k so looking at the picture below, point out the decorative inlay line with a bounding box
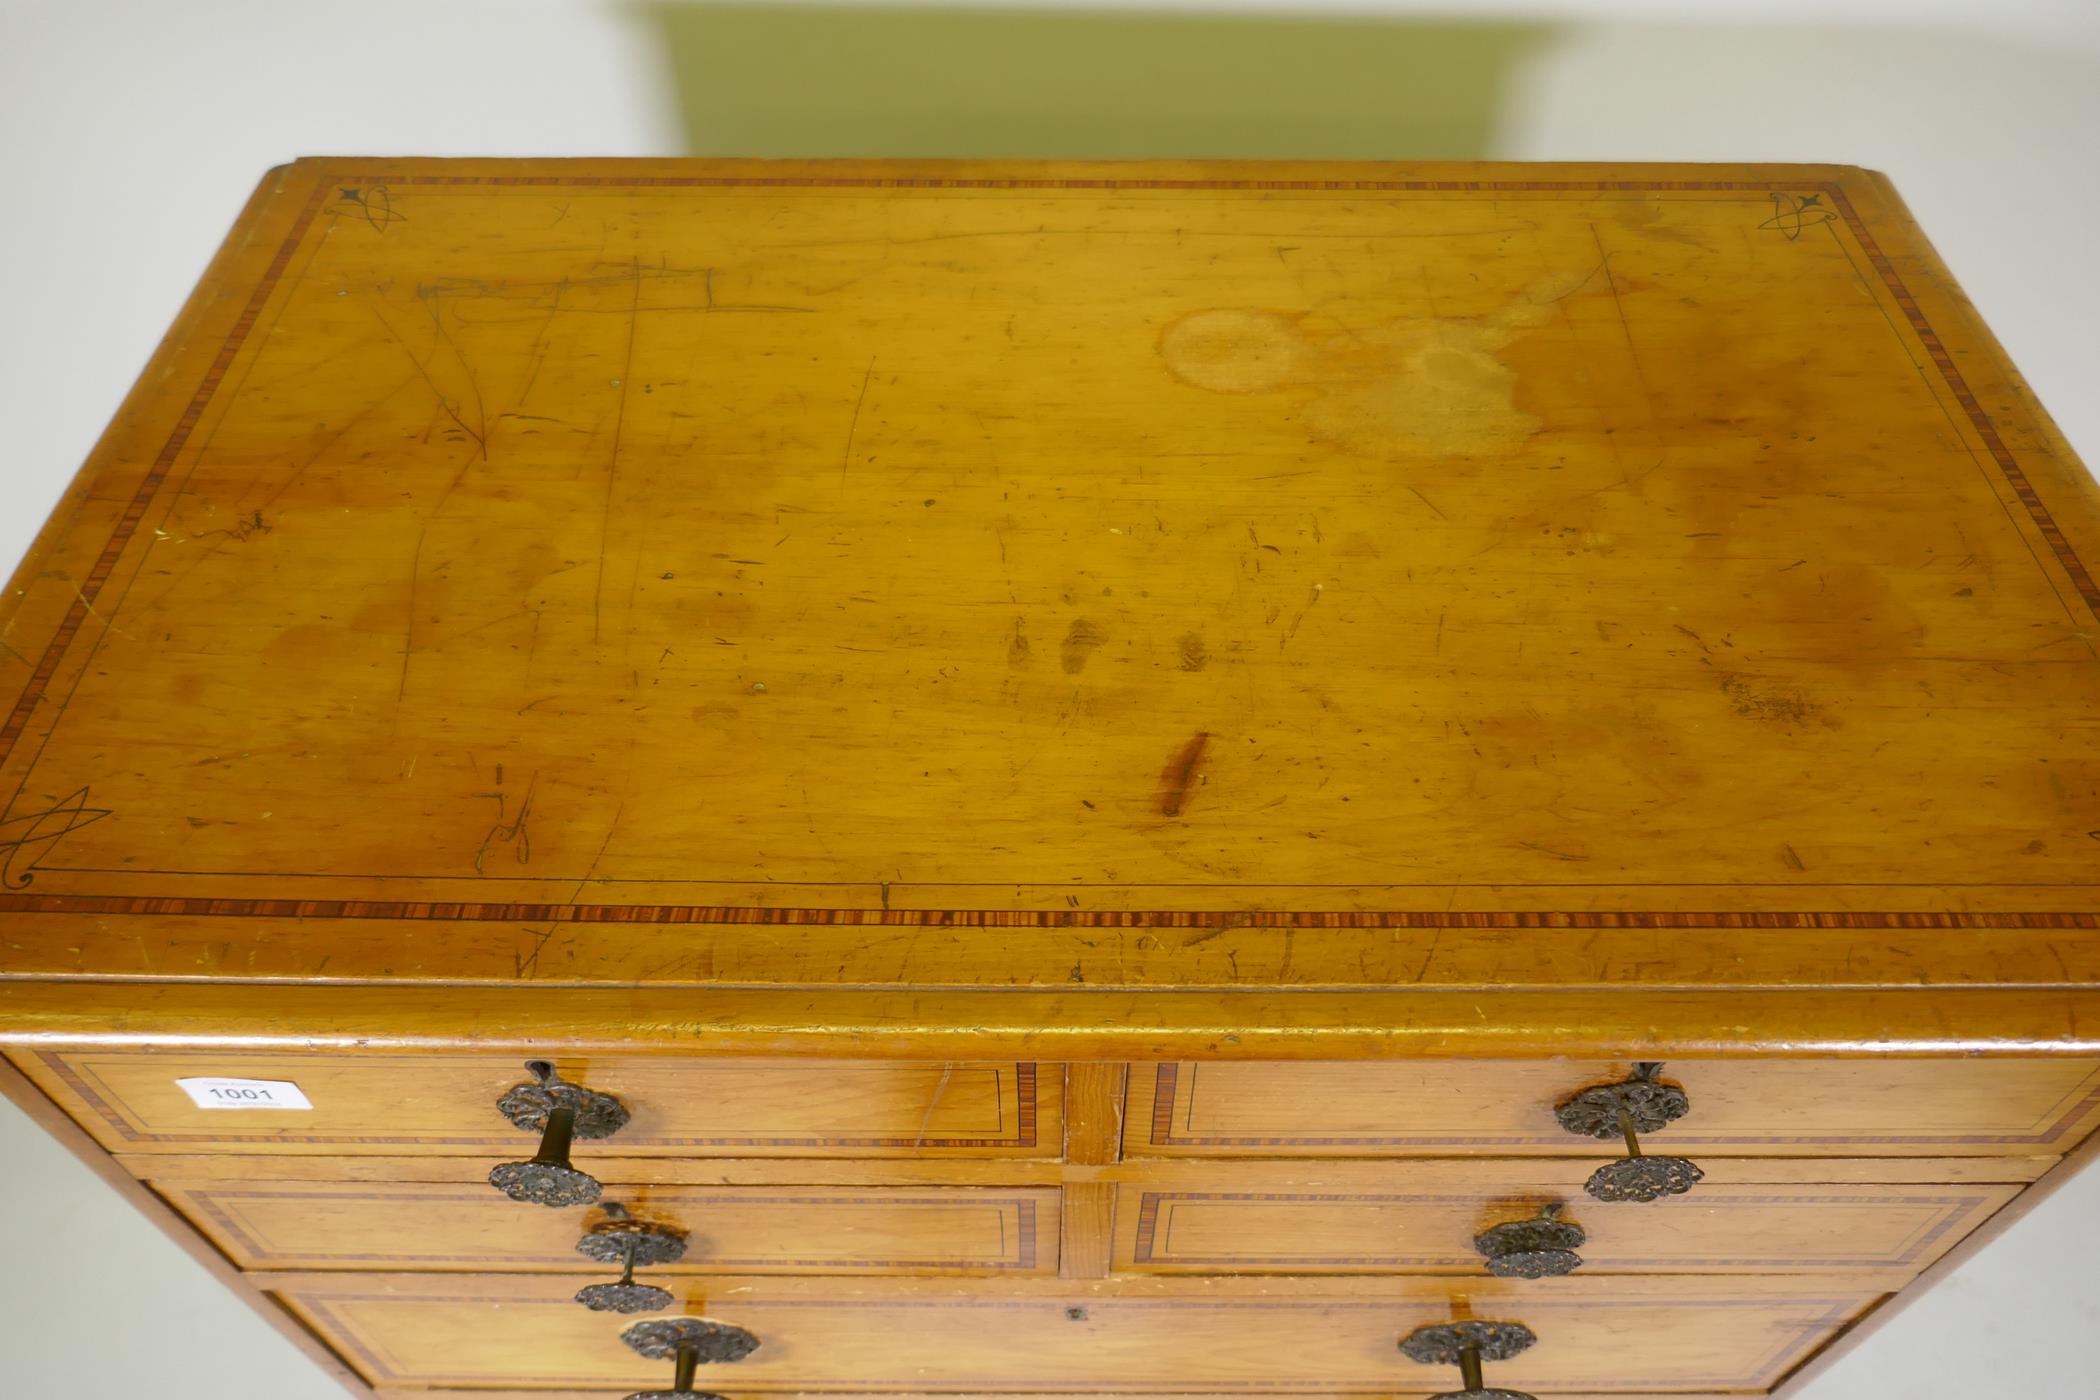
[1143,1063,2100,1148]
[3,171,2090,917]
[0,178,332,766]
[41,1053,1039,1150]
[289,1289,1862,1390]
[1128,1190,1986,1269]
[6,891,2099,928]
[1821,183,2100,617]
[180,1186,1041,1270]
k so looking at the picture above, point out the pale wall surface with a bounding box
[2,2,2097,1397]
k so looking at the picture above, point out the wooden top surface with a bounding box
[3,159,2098,1050]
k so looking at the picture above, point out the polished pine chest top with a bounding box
[2,159,2097,1055]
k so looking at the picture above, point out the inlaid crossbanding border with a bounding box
[6,893,2100,928]
[284,1287,1865,1391]
[3,167,2094,925]
[1126,1189,1987,1270]
[175,1185,1043,1271]
[40,1052,1040,1151]
[1139,1062,2100,1149]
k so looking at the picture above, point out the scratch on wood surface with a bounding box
[474,772,538,874]
[370,301,485,457]
[841,356,877,480]
[1407,486,1447,520]
[421,291,489,459]
[398,453,480,702]
[67,582,135,641]
[513,924,556,980]
[570,801,625,904]
[509,277,568,415]
[1181,910,1258,948]
[0,786,114,889]
[1591,221,1653,399]
[594,258,645,644]
[912,1064,955,1149]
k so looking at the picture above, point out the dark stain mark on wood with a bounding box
[1177,632,1208,672]
[1781,843,1806,870]
[1720,673,1825,728]
[1158,732,1211,818]
[1061,618,1105,674]
[1008,618,1032,668]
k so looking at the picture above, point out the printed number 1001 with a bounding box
[175,1077,314,1110]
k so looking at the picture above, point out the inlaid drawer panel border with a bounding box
[169,1184,1048,1271]
[1136,1062,2100,1151]
[280,1288,1869,1392]
[29,1052,1041,1150]
[1124,1189,2001,1271]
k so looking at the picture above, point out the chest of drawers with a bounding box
[3,157,2098,1400]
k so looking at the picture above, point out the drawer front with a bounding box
[1126,1059,2100,1158]
[363,1393,1735,1400]
[1111,1179,2016,1280]
[157,1181,1057,1274]
[11,1051,1054,1156]
[272,1275,1876,1393]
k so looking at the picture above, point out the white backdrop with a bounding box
[2,2,2097,1396]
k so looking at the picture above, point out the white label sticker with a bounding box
[176,1077,314,1111]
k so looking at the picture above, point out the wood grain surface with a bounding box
[12,1050,1053,1156]
[1110,1180,2015,1282]
[1123,1058,2100,1157]
[157,1180,1057,1274]
[0,159,2095,1057]
[264,1270,1881,1392]
[4,157,2097,1400]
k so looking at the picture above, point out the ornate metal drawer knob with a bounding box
[1555,1061,1704,1203]
[621,1318,760,1400]
[487,1060,630,1207]
[1474,1204,1585,1278]
[576,1203,687,1313]
[1400,1320,1539,1400]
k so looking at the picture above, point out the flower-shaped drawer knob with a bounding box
[1400,1320,1539,1400]
[487,1060,631,1207]
[1555,1061,1704,1203]
[1474,1204,1585,1278]
[575,1203,687,1313]
[620,1318,760,1400]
